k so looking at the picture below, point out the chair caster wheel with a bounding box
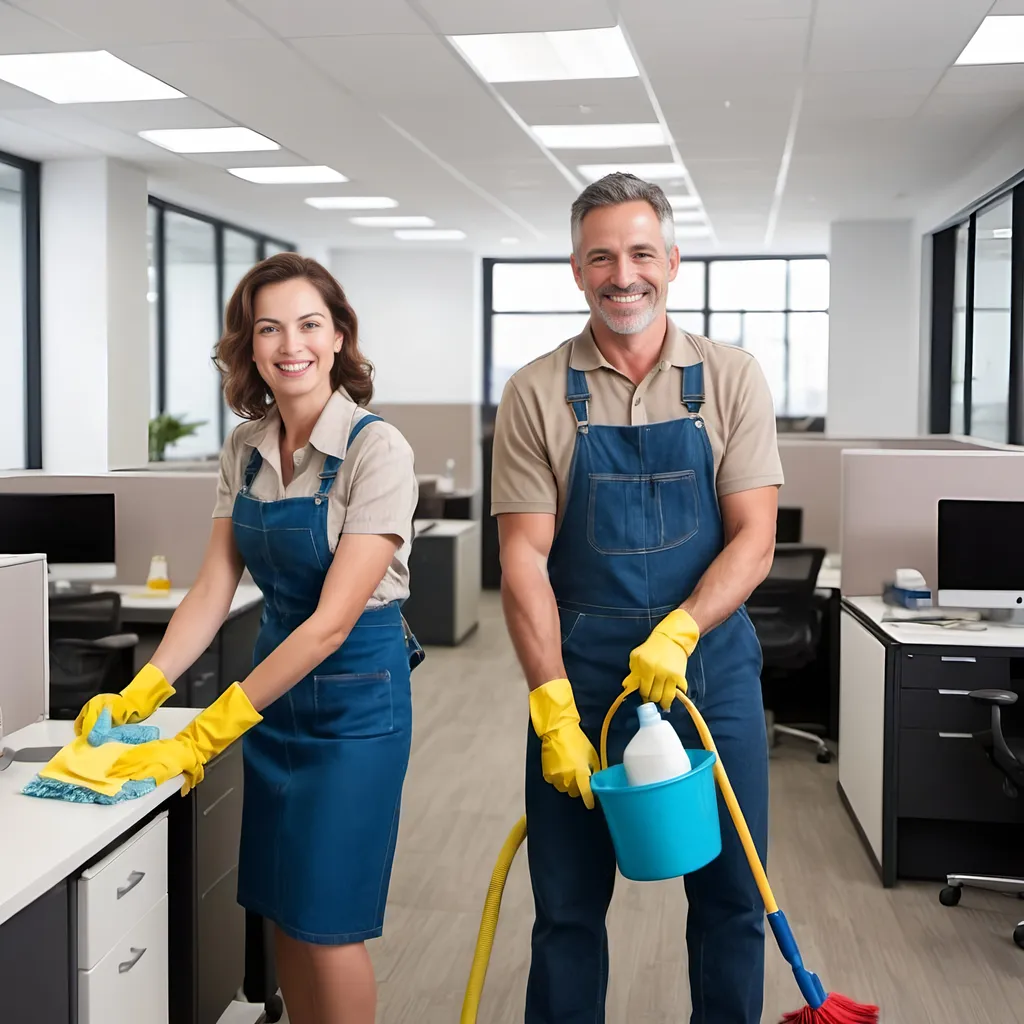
[939,885,962,907]
[1014,923,1024,950]
[264,994,284,1023]
[816,749,832,764]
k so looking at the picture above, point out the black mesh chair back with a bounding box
[746,545,826,667]
[48,591,122,641]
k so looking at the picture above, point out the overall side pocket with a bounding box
[313,671,394,739]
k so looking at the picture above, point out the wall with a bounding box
[330,249,481,489]
[41,158,149,472]
[827,220,920,438]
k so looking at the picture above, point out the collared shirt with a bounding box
[490,321,784,529]
[213,389,418,606]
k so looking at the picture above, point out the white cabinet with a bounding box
[77,812,169,1024]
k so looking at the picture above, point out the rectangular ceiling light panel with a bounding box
[532,122,667,149]
[956,16,1024,64]
[228,165,347,184]
[0,50,184,104]
[305,196,399,209]
[578,162,688,182]
[139,127,279,153]
[449,26,638,83]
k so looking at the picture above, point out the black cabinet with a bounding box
[0,880,71,1024]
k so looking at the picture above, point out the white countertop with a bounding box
[817,566,841,591]
[845,595,1024,648]
[414,518,479,537]
[0,707,200,928]
[94,582,263,615]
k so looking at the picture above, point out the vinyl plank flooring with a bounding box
[281,593,1024,1023]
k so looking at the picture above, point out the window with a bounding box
[147,198,294,458]
[483,256,829,427]
[930,184,1022,444]
[0,150,40,469]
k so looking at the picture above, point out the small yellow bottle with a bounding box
[146,555,171,591]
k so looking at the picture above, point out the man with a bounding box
[491,172,783,1024]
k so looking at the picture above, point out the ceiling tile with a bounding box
[496,77,654,121]
[0,3,86,54]
[0,113,96,158]
[235,0,430,37]
[73,98,233,132]
[414,0,615,35]
[12,0,269,45]
[936,63,1024,94]
[991,0,1024,12]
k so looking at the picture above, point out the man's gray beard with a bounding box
[594,300,658,336]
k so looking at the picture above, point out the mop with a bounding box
[21,708,162,804]
[461,684,879,1024]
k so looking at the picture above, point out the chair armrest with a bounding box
[968,689,1019,707]
[92,633,139,650]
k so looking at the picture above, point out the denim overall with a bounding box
[232,413,415,945]
[524,363,769,1023]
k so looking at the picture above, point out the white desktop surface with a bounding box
[0,707,200,928]
[413,517,479,537]
[846,595,1024,648]
[94,582,263,615]
[817,565,841,591]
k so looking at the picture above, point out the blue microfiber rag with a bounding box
[22,708,161,804]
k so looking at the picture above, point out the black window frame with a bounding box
[1,148,41,469]
[929,179,1024,444]
[148,196,294,448]
[482,254,829,428]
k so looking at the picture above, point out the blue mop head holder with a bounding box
[768,910,827,1010]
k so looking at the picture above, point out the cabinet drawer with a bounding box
[897,729,1024,823]
[899,688,992,732]
[79,894,168,1024]
[900,652,1009,690]
[197,745,243,897]
[79,814,167,970]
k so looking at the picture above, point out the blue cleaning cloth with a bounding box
[21,708,161,804]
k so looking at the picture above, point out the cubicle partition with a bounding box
[0,472,218,588]
[839,449,1024,597]
[778,435,996,557]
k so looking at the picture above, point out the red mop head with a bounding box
[780,992,880,1024]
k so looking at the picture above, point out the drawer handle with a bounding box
[938,732,974,739]
[116,871,146,899]
[118,947,147,974]
[202,785,236,817]
[938,689,971,696]
[940,656,977,663]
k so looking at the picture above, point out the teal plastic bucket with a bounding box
[590,748,721,881]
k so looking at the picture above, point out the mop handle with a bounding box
[598,686,779,916]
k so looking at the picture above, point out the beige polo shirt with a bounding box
[213,389,418,606]
[491,321,784,528]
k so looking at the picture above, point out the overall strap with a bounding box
[316,413,384,496]
[242,448,263,491]
[681,362,705,414]
[566,366,591,434]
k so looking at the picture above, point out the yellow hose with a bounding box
[460,814,527,1024]
[461,685,778,1022]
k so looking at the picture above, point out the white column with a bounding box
[827,220,920,437]
[41,158,149,472]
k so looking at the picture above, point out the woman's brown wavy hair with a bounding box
[215,253,374,419]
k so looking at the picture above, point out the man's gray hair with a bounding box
[570,172,676,254]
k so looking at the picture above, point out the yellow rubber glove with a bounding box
[106,682,263,795]
[623,608,701,711]
[74,663,175,738]
[529,678,600,810]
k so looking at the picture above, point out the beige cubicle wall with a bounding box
[839,449,1024,597]
[778,435,995,554]
[0,472,219,588]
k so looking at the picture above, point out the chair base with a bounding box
[940,875,1024,948]
[765,710,832,763]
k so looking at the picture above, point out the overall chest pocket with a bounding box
[587,471,699,555]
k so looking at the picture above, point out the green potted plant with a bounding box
[148,413,207,462]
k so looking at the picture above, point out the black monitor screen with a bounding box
[937,499,1024,591]
[0,493,115,564]
[776,507,803,544]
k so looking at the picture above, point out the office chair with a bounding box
[939,689,1024,950]
[47,592,139,720]
[746,544,831,763]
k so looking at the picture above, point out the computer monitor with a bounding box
[0,493,116,584]
[937,499,1024,617]
[776,506,803,544]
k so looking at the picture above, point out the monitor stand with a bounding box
[48,579,95,598]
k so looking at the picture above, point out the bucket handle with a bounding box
[599,684,779,917]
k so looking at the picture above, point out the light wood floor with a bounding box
[286,593,1024,1023]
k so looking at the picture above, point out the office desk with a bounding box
[404,519,480,645]
[96,584,264,708]
[839,595,1024,888]
[0,709,250,1024]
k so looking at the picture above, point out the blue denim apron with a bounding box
[232,413,414,945]
[524,362,769,1023]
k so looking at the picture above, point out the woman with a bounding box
[76,253,421,1024]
